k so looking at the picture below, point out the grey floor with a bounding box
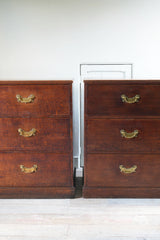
[0,179,160,240]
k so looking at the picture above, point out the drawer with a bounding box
[0,84,71,117]
[85,81,160,117]
[85,154,160,187]
[86,119,160,153]
[0,153,72,187]
[0,118,71,152]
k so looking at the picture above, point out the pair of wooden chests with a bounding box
[0,80,160,198]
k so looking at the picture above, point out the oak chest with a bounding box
[0,81,75,198]
[83,80,160,198]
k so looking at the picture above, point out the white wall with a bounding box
[1,0,160,164]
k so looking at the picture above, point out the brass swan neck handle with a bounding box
[121,94,140,104]
[20,165,38,173]
[119,165,137,174]
[16,94,35,103]
[120,129,139,139]
[18,128,37,137]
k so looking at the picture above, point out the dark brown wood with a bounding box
[85,81,160,117]
[0,81,74,198]
[0,153,72,187]
[85,154,160,187]
[0,187,75,198]
[0,80,72,85]
[83,187,160,198]
[84,80,160,85]
[83,80,160,198]
[0,84,71,117]
[86,119,160,153]
[0,118,70,152]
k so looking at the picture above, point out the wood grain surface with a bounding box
[0,198,159,239]
[85,154,160,187]
[86,119,160,153]
[0,118,71,152]
[0,153,73,187]
[0,81,74,198]
[83,80,160,198]
[0,84,71,117]
[85,81,160,117]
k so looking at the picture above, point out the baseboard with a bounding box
[76,167,83,177]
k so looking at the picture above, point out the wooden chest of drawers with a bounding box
[0,81,75,198]
[83,80,160,198]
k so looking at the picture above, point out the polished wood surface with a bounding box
[0,187,75,198]
[85,154,160,187]
[0,81,74,198]
[86,119,160,153]
[83,187,160,198]
[83,80,160,198]
[0,153,72,187]
[0,118,70,152]
[84,80,160,85]
[0,80,73,85]
[86,80,160,117]
[0,84,71,117]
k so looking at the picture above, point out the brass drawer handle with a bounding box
[119,165,137,174]
[16,94,35,103]
[121,94,140,103]
[120,129,139,139]
[20,164,38,173]
[18,128,37,137]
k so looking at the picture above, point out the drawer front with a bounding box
[0,118,71,152]
[85,154,160,187]
[85,83,160,117]
[0,84,71,117]
[0,153,72,187]
[86,119,160,153]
